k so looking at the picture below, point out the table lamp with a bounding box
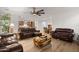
[10,23,14,33]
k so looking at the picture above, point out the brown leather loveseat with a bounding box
[50,28,74,42]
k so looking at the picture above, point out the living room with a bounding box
[0,7,79,52]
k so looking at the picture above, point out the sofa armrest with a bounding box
[50,31,55,35]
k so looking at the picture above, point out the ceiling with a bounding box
[0,7,79,16]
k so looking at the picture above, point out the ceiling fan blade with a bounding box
[31,7,45,16]
[37,11,45,14]
[37,9,44,12]
[41,12,45,14]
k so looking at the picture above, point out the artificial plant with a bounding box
[1,14,10,32]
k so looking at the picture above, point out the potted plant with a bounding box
[1,14,10,33]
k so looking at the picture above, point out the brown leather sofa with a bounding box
[19,28,42,39]
[0,33,23,52]
[50,28,74,42]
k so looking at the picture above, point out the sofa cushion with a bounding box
[55,28,74,33]
[21,28,29,33]
[20,28,36,33]
[0,33,14,47]
[0,43,23,52]
[5,36,17,45]
[29,28,36,32]
[0,35,18,47]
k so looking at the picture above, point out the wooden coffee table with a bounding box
[33,35,51,48]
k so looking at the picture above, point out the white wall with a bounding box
[1,7,79,34]
[8,7,53,32]
[46,7,79,34]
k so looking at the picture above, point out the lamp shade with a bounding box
[10,23,14,27]
[9,23,14,33]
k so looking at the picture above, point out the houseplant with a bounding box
[1,14,10,32]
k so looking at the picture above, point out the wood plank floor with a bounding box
[19,37,79,52]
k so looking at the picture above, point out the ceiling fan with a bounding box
[31,7,45,16]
